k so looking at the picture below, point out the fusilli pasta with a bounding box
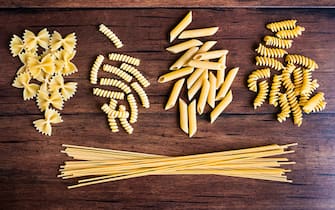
[90,55,104,84]
[93,88,125,100]
[266,20,297,33]
[120,63,150,88]
[127,94,138,124]
[131,82,150,108]
[286,89,303,127]
[255,56,284,71]
[253,80,269,109]
[109,53,140,66]
[99,78,131,94]
[285,54,319,71]
[263,36,293,49]
[99,24,123,49]
[277,93,291,123]
[247,68,271,92]
[269,74,282,107]
[102,64,133,82]
[255,43,288,58]
[275,26,305,39]
[303,92,325,114]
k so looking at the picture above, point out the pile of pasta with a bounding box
[59,143,297,189]
[248,20,326,127]
[159,11,239,137]
[10,28,78,136]
[90,24,150,134]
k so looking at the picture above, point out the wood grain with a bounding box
[0,8,335,210]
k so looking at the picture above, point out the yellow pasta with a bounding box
[188,60,225,71]
[102,64,133,83]
[263,36,293,49]
[120,63,150,88]
[275,26,305,39]
[216,55,227,89]
[255,43,288,58]
[99,78,131,94]
[253,81,269,109]
[93,88,125,100]
[119,106,133,134]
[286,89,303,127]
[50,31,77,52]
[108,53,140,66]
[311,100,327,113]
[158,67,194,83]
[188,70,206,100]
[193,50,229,60]
[33,108,63,136]
[216,67,239,100]
[179,99,189,134]
[269,74,282,107]
[210,90,232,124]
[292,67,303,95]
[281,64,295,91]
[208,72,217,108]
[299,79,319,106]
[108,116,119,133]
[9,35,25,57]
[57,50,78,76]
[266,20,297,32]
[12,72,40,101]
[127,94,138,124]
[247,68,271,92]
[302,92,325,114]
[37,85,64,111]
[165,78,185,110]
[300,69,312,95]
[166,39,203,54]
[285,54,319,71]
[188,100,197,137]
[131,82,150,108]
[169,46,199,70]
[99,24,123,48]
[49,74,78,101]
[170,11,192,43]
[197,79,210,114]
[255,56,284,71]
[28,54,55,80]
[277,93,291,123]
[186,68,206,89]
[90,55,104,85]
[23,28,50,50]
[179,27,219,39]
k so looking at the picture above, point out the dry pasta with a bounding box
[275,26,305,39]
[165,78,185,110]
[186,68,206,88]
[158,67,194,83]
[197,79,210,114]
[285,54,319,71]
[127,94,138,123]
[170,11,192,43]
[178,27,219,39]
[33,108,63,136]
[286,89,303,127]
[255,43,288,58]
[131,82,150,108]
[207,72,216,108]
[193,50,229,60]
[277,93,291,123]
[188,60,225,70]
[108,116,119,133]
[253,81,269,109]
[99,78,131,94]
[302,92,325,114]
[266,20,297,32]
[269,74,282,107]
[93,88,125,100]
[210,90,232,123]
[50,31,77,52]
[166,39,203,54]
[90,55,104,85]
[108,53,140,66]
[102,64,133,83]
[99,24,123,48]
[12,72,40,100]
[169,47,199,70]
[300,69,312,95]
[188,100,197,137]
[179,99,189,134]
[255,56,284,71]
[120,63,150,88]
[263,36,293,49]
[216,67,239,100]
[247,68,270,92]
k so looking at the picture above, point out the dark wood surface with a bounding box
[0,8,335,210]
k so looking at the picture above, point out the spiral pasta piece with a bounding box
[255,43,288,58]
[255,56,284,71]
[299,79,319,106]
[118,105,133,134]
[102,64,133,83]
[269,74,282,107]
[108,53,140,66]
[286,89,303,127]
[281,64,295,91]
[131,82,150,108]
[108,116,119,132]
[275,26,305,39]
[93,88,125,100]
[90,55,104,84]
[263,36,293,49]
[303,92,325,114]
[312,100,327,113]
[120,63,150,88]
[127,94,138,124]
[253,80,269,109]
[99,24,123,49]
[277,93,291,123]
[99,78,131,94]
[285,54,318,71]
[300,69,312,95]
[266,20,297,33]
[292,67,303,95]
[247,68,270,92]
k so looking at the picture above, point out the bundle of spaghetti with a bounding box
[248,19,326,126]
[58,143,297,189]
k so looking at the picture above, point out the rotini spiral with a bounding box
[99,78,131,94]
[90,55,104,84]
[120,63,150,88]
[109,98,118,110]
[299,79,319,107]
[101,103,114,115]
[286,89,303,127]
[303,92,325,114]
[93,88,125,100]
[263,36,293,49]
[255,56,284,71]
[269,74,282,107]
[292,67,303,95]
[131,82,150,108]
[247,68,270,92]
[101,103,129,118]
[119,105,133,134]
[312,100,327,113]
[253,80,269,109]
[108,53,140,66]
[98,24,123,49]
[266,20,297,33]
[108,116,119,133]
[300,69,312,95]
[127,94,138,124]
[275,26,305,39]
[281,64,295,91]
[277,93,291,123]
[285,54,318,71]
[102,64,133,83]
[255,43,288,58]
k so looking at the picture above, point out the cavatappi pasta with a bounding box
[10,29,78,136]
[248,19,326,126]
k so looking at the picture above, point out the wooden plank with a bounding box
[0,8,335,210]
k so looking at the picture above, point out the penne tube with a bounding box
[170,11,192,43]
[188,99,197,137]
[165,78,185,110]
[210,90,233,123]
[166,39,203,54]
[188,60,225,70]
[169,47,199,70]
[208,72,217,108]
[188,70,206,100]
[158,67,194,83]
[179,98,188,134]
[216,54,227,89]
[198,41,217,53]
[193,50,229,60]
[197,79,210,114]
[215,67,239,100]
[178,27,219,39]
[187,68,205,88]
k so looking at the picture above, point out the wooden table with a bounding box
[0,1,334,209]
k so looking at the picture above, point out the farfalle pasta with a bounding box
[10,28,78,136]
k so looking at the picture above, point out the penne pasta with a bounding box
[215,67,239,100]
[166,39,203,54]
[188,99,197,137]
[188,70,206,100]
[188,60,225,70]
[216,54,227,89]
[179,98,188,134]
[169,47,199,70]
[187,68,205,89]
[210,90,233,123]
[197,79,210,114]
[193,50,229,60]
[170,11,192,43]
[178,27,219,39]
[198,41,217,53]
[208,72,217,108]
[158,67,194,83]
[165,78,185,110]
